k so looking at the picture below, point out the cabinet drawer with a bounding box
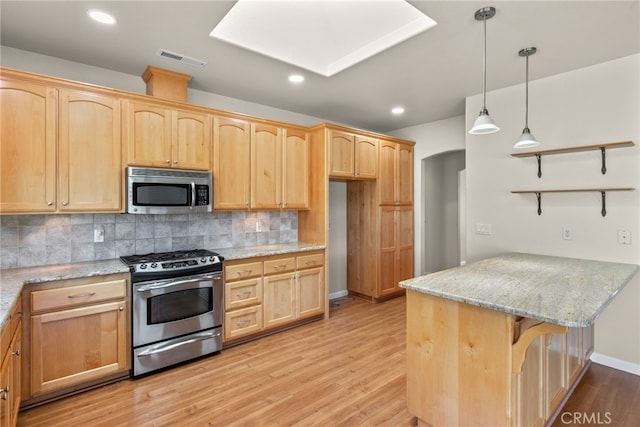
[225,261,263,281]
[297,253,324,269]
[224,306,263,341]
[31,279,127,312]
[264,257,295,275]
[225,278,262,310]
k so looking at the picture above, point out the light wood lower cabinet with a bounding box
[0,296,22,427]
[223,251,325,344]
[23,274,130,405]
[407,291,594,427]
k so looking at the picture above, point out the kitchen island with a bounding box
[399,253,639,427]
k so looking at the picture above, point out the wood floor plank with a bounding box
[17,296,640,426]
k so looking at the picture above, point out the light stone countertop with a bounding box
[400,253,639,327]
[0,242,325,332]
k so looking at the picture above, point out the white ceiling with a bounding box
[1,1,639,133]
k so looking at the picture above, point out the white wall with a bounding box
[465,54,640,372]
[391,116,466,276]
[0,46,323,128]
[328,182,348,297]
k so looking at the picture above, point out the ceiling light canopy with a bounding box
[469,6,499,135]
[210,0,437,77]
[87,9,116,25]
[514,47,540,149]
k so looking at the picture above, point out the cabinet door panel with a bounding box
[59,90,122,211]
[378,141,396,205]
[263,273,296,329]
[251,123,282,209]
[30,301,127,395]
[282,128,309,209]
[213,117,251,209]
[126,102,172,167]
[297,267,324,319]
[329,130,354,178]
[354,135,378,179]
[0,79,57,212]
[397,144,413,204]
[174,110,210,170]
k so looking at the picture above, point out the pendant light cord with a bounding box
[525,52,529,129]
[482,14,487,109]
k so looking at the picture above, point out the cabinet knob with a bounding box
[119,306,124,311]
[1,392,7,401]
[173,160,178,164]
[166,160,171,164]
[62,201,68,207]
[11,349,20,357]
[47,201,53,206]
[245,201,249,207]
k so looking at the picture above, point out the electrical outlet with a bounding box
[617,229,631,245]
[475,223,492,235]
[93,225,105,243]
[562,227,573,240]
[255,220,263,232]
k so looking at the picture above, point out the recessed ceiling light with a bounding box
[391,106,405,115]
[288,74,305,83]
[87,9,116,25]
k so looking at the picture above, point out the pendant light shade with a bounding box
[514,47,540,149]
[469,6,500,135]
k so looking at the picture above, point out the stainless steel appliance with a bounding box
[120,249,224,377]
[126,166,212,214]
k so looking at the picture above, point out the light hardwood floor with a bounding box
[17,296,640,426]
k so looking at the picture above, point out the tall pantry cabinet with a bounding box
[310,124,414,303]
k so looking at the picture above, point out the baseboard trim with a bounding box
[329,290,349,300]
[590,352,640,376]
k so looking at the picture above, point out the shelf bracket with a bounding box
[600,147,607,175]
[536,154,542,178]
[601,191,607,217]
[536,192,542,216]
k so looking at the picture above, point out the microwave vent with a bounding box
[157,49,207,68]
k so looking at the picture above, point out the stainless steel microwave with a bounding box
[126,167,212,214]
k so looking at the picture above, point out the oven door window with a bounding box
[133,183,191,206]
[147,287,213,324]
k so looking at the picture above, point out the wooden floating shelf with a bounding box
[511,188,634,217]
[511,141,635,177]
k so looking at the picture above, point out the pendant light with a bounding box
[469,6,500,135]
[514,47,540,149]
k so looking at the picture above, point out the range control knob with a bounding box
[209,256,216,262]
[150,263,157,268]
[139,264,147,270]
[201,257,207,263]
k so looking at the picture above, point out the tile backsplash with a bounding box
[0,211,297,269]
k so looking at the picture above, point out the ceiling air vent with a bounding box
[157,49,207,68]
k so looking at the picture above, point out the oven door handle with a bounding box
[136,330,221,357]
[136,274,220,292]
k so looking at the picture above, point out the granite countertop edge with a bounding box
[0,242,325,331]
[400,253,640,328]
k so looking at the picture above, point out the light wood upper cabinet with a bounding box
[0,78,57,213]
[282,127,310,209]
[379,140,413,206]
[0,75,122,214]
[251,124,310,210]
[213,116,252,209]
[58,89,122,212]
[251,123,282,209]
[328,129,377,179]
[125,100,210,170]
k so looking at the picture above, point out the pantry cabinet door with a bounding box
[58,89,122,212]
[0,79,57,212]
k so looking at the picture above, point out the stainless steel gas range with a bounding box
[120,249,224,377]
